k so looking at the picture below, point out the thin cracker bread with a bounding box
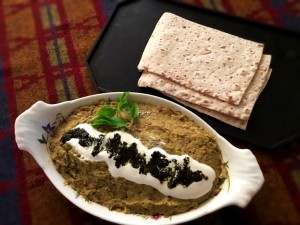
[138,55,272,121]
[138,12,264,105]
[168,96,248,129]
[164,69,272,130]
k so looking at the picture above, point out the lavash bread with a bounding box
[137,12,272,130]
[138,55,272,121]
[167,96,248,129]
[137,12,265,105]
[167,69,272,130]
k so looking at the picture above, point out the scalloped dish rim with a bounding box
[14,92,264,225]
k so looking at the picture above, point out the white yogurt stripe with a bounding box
[66,123,216,199]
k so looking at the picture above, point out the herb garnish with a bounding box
[91,92,139,129]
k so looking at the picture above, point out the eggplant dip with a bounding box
[47,93,227,216]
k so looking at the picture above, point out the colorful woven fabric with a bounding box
[0,0,300,224]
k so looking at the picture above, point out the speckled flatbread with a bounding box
[156,69,272,130]
[138,55,272,121]
[168,96,248,130]
[138,12,264,105]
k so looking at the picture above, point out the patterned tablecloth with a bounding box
[0,0,300,224]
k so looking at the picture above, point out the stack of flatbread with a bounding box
[137,13,272,130]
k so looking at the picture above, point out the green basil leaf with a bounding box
[91,92,139,129]
[117,91,130,110]
[92,116,127,128]
[129,103,139,120]
[97,106,116,117]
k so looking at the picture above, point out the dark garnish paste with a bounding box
[61,127,208,189]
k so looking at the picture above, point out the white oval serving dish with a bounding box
[15,92,264,225]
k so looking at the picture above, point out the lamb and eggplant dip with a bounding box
[47,92,227,216]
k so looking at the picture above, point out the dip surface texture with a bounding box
[47,99,225,216]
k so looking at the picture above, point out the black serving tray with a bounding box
[86,0,300,149]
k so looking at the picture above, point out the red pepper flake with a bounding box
[151,214,161,220]
[151,214,169,220]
